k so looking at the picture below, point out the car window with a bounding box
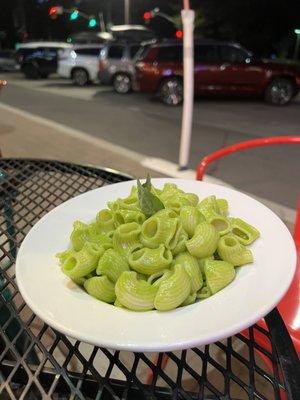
[157,46,183,62]
[134,44,150,61]
[195,45,219,62]
[108,45,124,59]
[129,45,140,58]
[219,45,248,63]
[43,48,58,58]
[75,48,101,56]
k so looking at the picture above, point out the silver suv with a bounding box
[98,42,141,94]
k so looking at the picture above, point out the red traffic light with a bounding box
[143,11,152,21]
[49,6,59,16]
[175,30,183,39]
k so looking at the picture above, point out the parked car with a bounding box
[98,41,141,93]
[134,39,300,106]
[0,50,18,71]
[16,42,72,79]
[58,44,104,86]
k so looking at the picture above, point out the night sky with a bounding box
[0,0,299,58]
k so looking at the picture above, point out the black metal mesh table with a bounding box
[0,159,299,400]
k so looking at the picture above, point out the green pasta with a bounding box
[198,195,220,214]
[141,216,178,249]
[163,196,191,214]
[147,269,173,287]
[201,208,231,236]
[62,242,104,280]
[186,222,219,258]
[115,271,158,311]
[174,252,203,292]
[196,285,211,299]
[217,235,253,266]
[96,209,115,234]
[216,199,229,216]
[155,209,178,220]
[70,221,89,251]
[87,223,113,249]
[204,260,235,294]
[171,228,188,256]
[113,222,142,256]
[128,244,172,275]
[230,217,260,245]
[97,249,130,282]
[57,178,260,312]
[114,209,146,227]
[181,291,197,306]
[154,265,191,311]
[180,206,205,238]
[84,276,116,303]
[56,249,73,265]
[183,192,199,207]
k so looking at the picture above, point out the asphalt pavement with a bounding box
[0,72,299,209]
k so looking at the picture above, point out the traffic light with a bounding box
[175,30,183,39]
[49,6,63,19]
[49,6,59,18]
[143,11,152,21]
[88,18,97,28]
[70,10,79,21]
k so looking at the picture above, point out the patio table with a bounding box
[0,158,299,400]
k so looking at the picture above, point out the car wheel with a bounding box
[159,77,183,106]
[264,78,295,106]
[23,64,41,79]
[113,73,132,94]
[72,68,89,86]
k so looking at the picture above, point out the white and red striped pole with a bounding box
[178,0,195,170]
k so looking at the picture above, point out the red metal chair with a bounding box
[196,135,300,360]
[0,80,6,157]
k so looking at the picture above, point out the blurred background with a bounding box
[0,0,299,227]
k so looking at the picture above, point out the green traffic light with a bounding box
[294,29,300,35]
[89,18,97,28]
[70,10,79,21]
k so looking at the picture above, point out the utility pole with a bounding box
[293,29,300,60]
[124,0,130,24]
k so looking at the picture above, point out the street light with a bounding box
[294,29,300,60]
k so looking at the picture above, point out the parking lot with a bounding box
[0,72,299,211]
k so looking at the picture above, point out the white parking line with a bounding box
[0,101,296,225]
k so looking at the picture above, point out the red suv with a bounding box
[134,39,300,106]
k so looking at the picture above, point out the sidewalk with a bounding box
[0,103,160,178]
